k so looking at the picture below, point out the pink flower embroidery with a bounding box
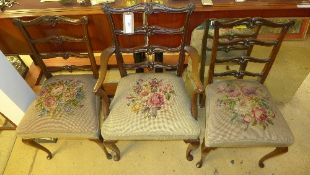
[148,93,165,108]
[241,86,257,96]
[127,78,175,118]
[252,107,268,122]
[243,115,252,123]
[216,82,275,130]
[36,80,85,118]
[44,96,56,109]
[226,88,241,97]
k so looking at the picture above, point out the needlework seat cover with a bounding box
[17,74,99,139]
[101,73,200,140]
[205,80,294,147]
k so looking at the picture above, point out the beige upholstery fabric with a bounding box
[101,73,200,140]
[17,75,99,139]
[205,80,294,147]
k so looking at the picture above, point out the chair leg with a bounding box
[104,141,120,161]
[199,93,206,108]
[258,147,288,168]
[184,139,200,161]
[22,138,53,160]
[196,139,215,168]
[90,135,112,160]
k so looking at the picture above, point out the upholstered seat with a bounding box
[101,73,200,140]
[205,80,294,147]
[17,75,99,139]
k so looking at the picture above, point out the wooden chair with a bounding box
[196,18,295,168]
[95,3,203,161]
[13,16,110,159]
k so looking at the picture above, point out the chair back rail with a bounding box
[207,17,294,84]
[103,3,195,77]
[200,18,262,84]
[13,15,98,79]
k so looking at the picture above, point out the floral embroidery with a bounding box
[127,78,175,118]
[35,79,85,119]
[216,82,275,130]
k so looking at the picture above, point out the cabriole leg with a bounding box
[104,141,120,161]
[258,147,288,168]
[90,135,112,160]
[185,139,200,161]
[22,138,53,159]
[196,139,215,168]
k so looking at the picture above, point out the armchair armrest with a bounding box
[184,46,204,94]
[185,46,204,119]
[93,47,115,118]
[93,47,115,94]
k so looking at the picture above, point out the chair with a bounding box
[13,16,110,159]
[198,19,259,105]
[196,18,295,168]
[94,3,203,161]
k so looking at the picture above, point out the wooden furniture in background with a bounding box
[0,0,310,56]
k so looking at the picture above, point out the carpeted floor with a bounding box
[1,32,310,175]
[0,131,16,175]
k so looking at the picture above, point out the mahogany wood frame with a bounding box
[94,2,203,161]
[13,15,110,160]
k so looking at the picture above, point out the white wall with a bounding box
[0,51,36,125]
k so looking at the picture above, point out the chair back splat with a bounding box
[207,18,294,85]
[13,16,98,79]
[103,3,194,77]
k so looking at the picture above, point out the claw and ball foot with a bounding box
[258,147,288,168]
